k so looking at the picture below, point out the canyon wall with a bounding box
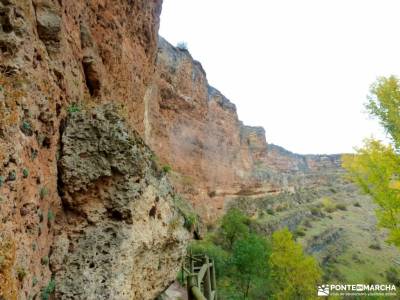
[146,37,342,222]
[0,0,345,299]
[0,1,190,299]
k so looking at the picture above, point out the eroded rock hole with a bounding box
[82,57,100,97]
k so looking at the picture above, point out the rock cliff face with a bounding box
[0,1,191,299]
[145,37,343,222]
[0,0,358,299]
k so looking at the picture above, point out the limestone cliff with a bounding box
[0,1,190,299]
[0,0,368,299]
[145,37,343,223]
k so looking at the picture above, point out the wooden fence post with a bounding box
[203,256,212,299]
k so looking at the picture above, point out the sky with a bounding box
[159,0,400,154]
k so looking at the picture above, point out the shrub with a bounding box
[385,267,400,286]
[294,228,306,237]
[321,197,336,213]
[310,206,322,216]
[41,279,56,300]
[67,103,80,114]
[39,187,48,199]
[0,176,3,187]
[8,170,16,181]
[162,165,172,173]
[183,213,197,231]
[32,277,38,286]
[47,210,55,222]
[354,202,361,207]
[41,256,49,265]
[335,203,347,211]
[22,168,29,178]
[266,208,275,215]
[369,243,381,250]
[17,267,26,281]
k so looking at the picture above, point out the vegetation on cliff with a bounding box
[190,209,321,299]
[343,76,400,248]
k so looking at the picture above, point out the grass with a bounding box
[39,187,48,199]
[67,103,81,114]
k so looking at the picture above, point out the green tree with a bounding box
[270,229,322,300]
[229,234,271,299]
[343,75,400,248]
[218,208,250,250]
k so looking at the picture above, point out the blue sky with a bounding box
[159,0,398,154]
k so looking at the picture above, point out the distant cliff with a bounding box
[145,37,343,222]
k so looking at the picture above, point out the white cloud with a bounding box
[159,0,396,154]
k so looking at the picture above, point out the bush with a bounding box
[321,197,336,213]
[47,210,55,222]
[17,267,26,281]
[369,243,381,250]
[39,187,48,199]
[22,168,29,178]
[294,228,306,237]
[41,279,56,300]
[310,206,322,216]
[354,201,361,207]
[183,213,197,231]
[41,256,49,265]
[335,203,347,211]
[67,103,80,114]
[162,165,172,173]
[385,267,400,286]
[266,208,275,215]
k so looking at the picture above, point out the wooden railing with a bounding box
[181,252,217,300]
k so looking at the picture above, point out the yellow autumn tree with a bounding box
[270,229,322,300]
[342,75,400,248]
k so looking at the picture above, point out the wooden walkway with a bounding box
[181,252,217,300]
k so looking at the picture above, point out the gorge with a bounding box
[0,0,398,299]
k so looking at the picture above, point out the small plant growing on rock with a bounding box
[184,213,197,231]
[0,176,3,187]
[17,267,26,281]
[354,201,361,207]
[22,168,29,178]
[67,103,81,114]
[41,256,49,265]
[47,210,54,224]
[162,164,172,173]
[32,277,38,286]
[8,170,16,181]
[39,187,48,199]
[21,120,33,136]
[41,279,55,300]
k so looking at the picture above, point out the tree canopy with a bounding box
[343,75,400,248]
